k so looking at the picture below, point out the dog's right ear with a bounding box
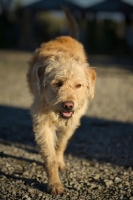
[35,56,51,94]
[37,66,45,80]
[36,66,46,94]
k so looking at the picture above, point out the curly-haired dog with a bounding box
[27,10,96,195]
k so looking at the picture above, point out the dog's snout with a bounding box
[63,101,74,111]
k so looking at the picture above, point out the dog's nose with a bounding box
[63,101,74,111]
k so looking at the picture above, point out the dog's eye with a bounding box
[55,81,63,87]
[76,84,82,88]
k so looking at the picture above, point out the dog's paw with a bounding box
[48,182,64,194]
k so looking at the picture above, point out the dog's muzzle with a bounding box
[60,101,74,119]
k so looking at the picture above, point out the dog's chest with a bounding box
[53,121,70,138]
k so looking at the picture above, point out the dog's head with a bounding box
[36,54,96,119]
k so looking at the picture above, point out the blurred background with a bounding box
[0,0,133,55]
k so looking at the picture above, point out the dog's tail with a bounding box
[62,6,79,40]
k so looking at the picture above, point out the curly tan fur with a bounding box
[27,33,96,194]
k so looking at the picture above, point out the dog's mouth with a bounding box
[60,111,73,119]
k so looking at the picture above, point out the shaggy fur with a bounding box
[27,18,96,194]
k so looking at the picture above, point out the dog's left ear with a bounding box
[85,67,96,99]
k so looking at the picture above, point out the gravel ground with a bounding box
[0,50,133,200]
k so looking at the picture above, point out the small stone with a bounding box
[118,184,123,188]
[104,180,113,187]
[5,162,10,167]
[26,198,31,200]
[98,185,102,190]
[23,171,29,176]
[94,174,100,180]
[32,162,36,166]
[125,181,130,186]
[114,177,121,183]
[89,183,97,189]
[120,195,123,200]
[120,190,125,194]
[12,190,16,195]
[28,188,34,194]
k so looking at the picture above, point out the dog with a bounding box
[27,8,96,194]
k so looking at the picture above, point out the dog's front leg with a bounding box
[56,127,75,171]
[34,124,64,194]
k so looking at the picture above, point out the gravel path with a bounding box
[0,51,133,200]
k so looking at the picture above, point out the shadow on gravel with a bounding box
[0,152,42,166]
[0,105,133,167]
[0,171,47,193]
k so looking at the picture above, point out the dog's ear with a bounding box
[37,66,45,81]
[85,67,96,99]
[36,56,52,94]
[37,66,46,94]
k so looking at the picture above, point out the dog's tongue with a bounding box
[62,111,72,118]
